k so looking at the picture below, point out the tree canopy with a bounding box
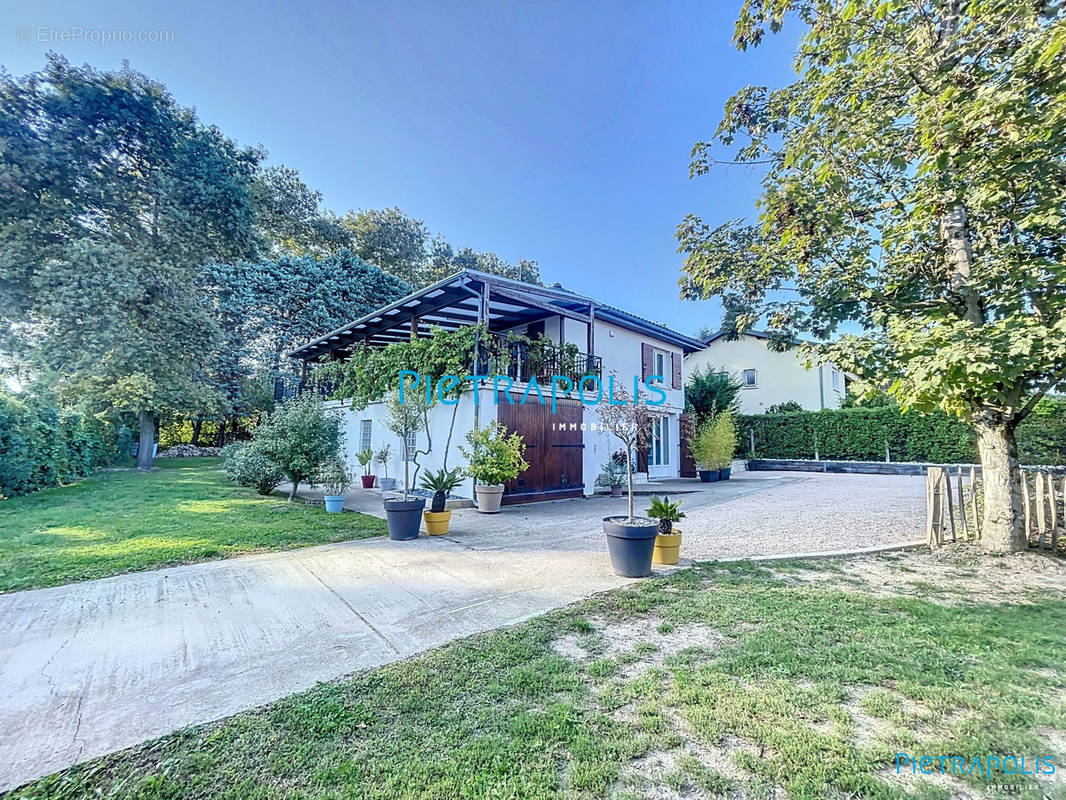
[677,0,1066,552]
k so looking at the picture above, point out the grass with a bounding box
[0,458,386,592]
[9,549,1066,799]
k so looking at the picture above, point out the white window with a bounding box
[648,416,670,467]
[359,419,372,451]
[653,351,667,384]
[832,369,841,391]
[404,430,417,460]
[742,369,758,388]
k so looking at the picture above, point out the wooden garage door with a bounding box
[496,392,584,505]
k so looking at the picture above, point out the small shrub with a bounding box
[691,411,737,469]
[222,442,285,496]
[459,421,529,486]
[253,394,344,500]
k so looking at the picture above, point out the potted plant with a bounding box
[356,448,376,488]
[647,495,685,565]
[420,467,463,535]
[459,421,528,513]
[711,410,738,480]
[596,382,662,577]
[596,458,627,497]
[315,457,352,513]
[382,391,426,540]
[690,419,720,482]
[376,444,396,492]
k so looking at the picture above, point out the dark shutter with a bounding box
[671,352,682,390]
[641,343,653,381]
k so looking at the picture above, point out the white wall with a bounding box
[684,335,845,414]
[327,385,494,498]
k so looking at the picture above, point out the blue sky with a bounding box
[2,0,801,338]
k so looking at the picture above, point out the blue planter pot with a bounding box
[324,495,345,513]
[698,469,720,482]
[719,467,732,480]
[603,517,659,577]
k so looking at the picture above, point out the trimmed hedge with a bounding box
[0,390,118,498]
[738,399,1066,466]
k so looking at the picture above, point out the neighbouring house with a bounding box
[685,330,848,415]
[286,269,704,504]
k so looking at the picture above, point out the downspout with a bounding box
[818,365,825,410]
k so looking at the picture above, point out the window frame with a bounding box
[742,368,758,388]
[359,419,372,452]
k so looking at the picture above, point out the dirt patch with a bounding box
[552,615,727,678]
[769,545,1066,605]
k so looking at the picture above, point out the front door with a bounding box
[647,414,672,479]
[496,392,584,504]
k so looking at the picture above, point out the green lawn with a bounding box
[0,458,386,592]
[10,548,1065,799]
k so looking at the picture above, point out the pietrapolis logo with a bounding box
[397,370,667,413]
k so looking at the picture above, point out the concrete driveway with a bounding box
[0,470,925,791]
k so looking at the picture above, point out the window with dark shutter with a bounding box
[671,353,682,390]
[641,343,654,381]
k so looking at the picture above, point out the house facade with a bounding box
[684,331,847,415]
[287,270,703,504]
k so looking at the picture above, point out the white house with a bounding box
[684,330,847,415]
[287,269,704,504]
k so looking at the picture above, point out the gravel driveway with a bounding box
[676,470,927,560]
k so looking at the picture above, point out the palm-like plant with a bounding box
[355,448,374,476]
[419,467,463,513]
[646,495,685,535]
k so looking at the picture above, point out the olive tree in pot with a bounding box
[596,383,662,577]
[382,391,426,539]
[420,467,463,534]
[375,444,396,491]
[356,448,376,488]
[315,457,352,513]
[459,421,528,513]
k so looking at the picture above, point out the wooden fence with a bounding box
[926,466,1065,552]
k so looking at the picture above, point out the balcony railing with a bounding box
[479,332,601,386]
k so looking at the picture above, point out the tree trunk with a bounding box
[974,411,1026,553]
[287,478,298,502]
[216,420,226,447]
[191,418,202,446]
[136,411,155,471]
[626,446,634,520]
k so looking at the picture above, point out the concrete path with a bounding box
[0,470,925,791]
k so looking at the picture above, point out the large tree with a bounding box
[252,165,352,257]
[0,56,260,468]
[677,0,1065,553]
[344,207,431,285]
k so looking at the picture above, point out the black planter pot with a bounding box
[697,469,720,483]
[719,467,732,480]
[603,516,659,577]
[385,498,425,540]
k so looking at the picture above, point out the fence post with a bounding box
[927,467,944,549]
[1020,472,1032,545]
[749,428,756,459]
[1035,472,1047,550]
[970,466,981,541]
[943,469,957,543]
[956,466,967,538]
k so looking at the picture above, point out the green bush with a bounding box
[459,421,529,486]
[252,394,343,500]
[221,442,285,496]
[0,389,117,498]
[739,400,1066,466]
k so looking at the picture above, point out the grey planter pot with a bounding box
[475,484,505,513]
[378,477,397,492]
[385,498,425,540]
[603,516,659,577]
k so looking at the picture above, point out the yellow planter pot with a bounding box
[423,509,452,535]
[653,530,682,565]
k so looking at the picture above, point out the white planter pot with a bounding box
[475,484,505,514]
